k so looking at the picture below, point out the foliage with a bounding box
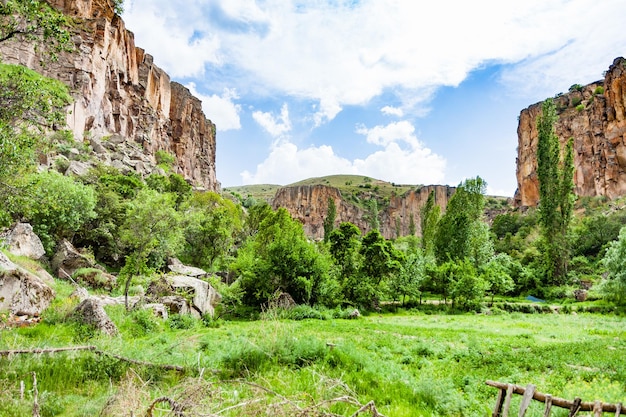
[570,212,626,259]
[232,207,333,307]
[0,0,73,54]
[434,176,489,267]
[482,254,515,302]
[322,197,336,242]
[420,190,440,257]
[536,99,575,284]
[0,63,71,184]
[328,222,362,305]
[389,249,431,305]
[594,86,605,95]
[13,171,96,254]
[601,226,626,304]
[180,191,243,271]
[154,149,176,171]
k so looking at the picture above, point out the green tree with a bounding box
[15,171,96,254]
[482,254,515,302]
[408,213,416,236]
[0,0,72,54]
[364,198,380,231]
[434,176,488,266]
[601,226,626,304]
[323,197,337,243]
[328,222,362,304]
[536,99,575,284]
[449,259,487,310]
[180,191,243,270]
[420,190,440,257]
[119,189,183,309]
[390,249,429,305]
[232,208,332,307]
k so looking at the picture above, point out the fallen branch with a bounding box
[0,346,185,373]
[145,396,185,417]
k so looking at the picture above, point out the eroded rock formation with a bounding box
[516,57,626,206]
[0,0,218,190]
[271,184,454,240]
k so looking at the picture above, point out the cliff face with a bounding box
[271,184,454,240]
[515,57,626,206]
[0,0,218,190]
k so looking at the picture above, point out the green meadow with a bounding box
[1,284,624,417]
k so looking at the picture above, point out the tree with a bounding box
[119,189,183,309]
[390,249,429,305]
[14,171,96,254]
[434,176,488,266]
[328,222,362,305]
[536,99,575,284]
[0,0,72,53]
[323,197,337,242]
[601,226,626,304]
[420,190,440,257]
[482,254,515,302]
[232,208,332,307]
[180,191,243,270]
[364,198,380,231]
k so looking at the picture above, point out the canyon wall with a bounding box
[515,57,626,206]
[0,0,218,190]
[272,184,455,240]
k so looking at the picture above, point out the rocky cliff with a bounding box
[0,0,218,190]
[271,184,454,240]
[515,57,626,206]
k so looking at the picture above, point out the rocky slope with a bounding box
[0,0,218,190]
[515,57,626,206]
[271,184,455,240]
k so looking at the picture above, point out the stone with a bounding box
[51,240,97,279]
[167,263,207,277]
[143,303,168,320]
[0,268,55,316]
[0,252,18,271]
[160,295,192,316]
[168,275,221,317]
[573,289,588,302]
[2,223,46,260]
[72,268,117,291]
[516,57,626,206]
[72,298,118,336]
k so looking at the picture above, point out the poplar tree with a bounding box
[536,99,575,284]
[323,197,337,242]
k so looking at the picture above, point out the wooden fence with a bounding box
[487,380,624,417]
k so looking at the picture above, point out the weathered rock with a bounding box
[168,275,221,317]
[274,292,296,309]
[0,268,55,316]
[271,184,454,240]
[1,223,46,260]
[167,263,207,277]
[72,298,118,336]
[0,0,219,191]
[516,57,626,206]
[51,240,98,279]
[0,252,17,271]
[65,160,92,176]
[573,289,588,302]
[160,295,192,316]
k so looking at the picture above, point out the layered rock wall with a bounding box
[0,0,218,190]
[515,57,626,206]
[272,184,454,240]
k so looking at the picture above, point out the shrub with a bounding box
[594,86,605,95]
[571,96,582,107]
[576,103,585,112]
[167,313,197,330]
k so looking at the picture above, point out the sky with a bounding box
[122,0,626,196]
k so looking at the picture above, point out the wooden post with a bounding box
[502,384,514,417]
[493,388,506,417]
[519,384,536,417]
[615,403,622,417]
[568,398,581,417]
[594,401,603,417]
[20,380,24,400]
[32,372,40,417]
[543,394,553,417]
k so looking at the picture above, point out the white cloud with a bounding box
[241,121,446,185]
[252,103,291,137]
[125,0,626,122]
[381,106,403,117]
[186,84,241,131]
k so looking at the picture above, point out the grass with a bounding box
[1,281,625,416]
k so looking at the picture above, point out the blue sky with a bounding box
[123,0,626,196]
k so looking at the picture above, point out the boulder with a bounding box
[72,268,117,291]
[160,295,193,316]
[51,240,98,279]
[167,258,207,277]
[573,289,588,302]
[0,267,55,316]
[72,298,118,336]
[168,275,221,317]
[2,223,46,260]
[143,303,168,320]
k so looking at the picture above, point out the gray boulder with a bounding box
[0,253,55,316]
[2,223,46,260]
[169,275,221,318]
[72,299,118,336]
[51,240,98,279]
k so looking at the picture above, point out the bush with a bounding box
[576,103,585,112]
[594,86,605,95]
[167,313,197,330]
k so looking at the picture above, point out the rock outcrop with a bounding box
[271,184,454,240]
[516,57,626,206]
[0,223,46,261]
[0,0,218,190]
[0,253,55,316]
